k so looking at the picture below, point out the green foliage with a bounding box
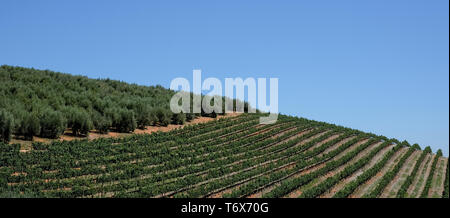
[16,112,41,140]
[172,112,186,125]
[419,151,442,198]
[92,112,111,134]
[0,114,446,198]
[64,107,93,136]
[300,141,391,198]
[390,138,400,144]
[110,109,137,133]
[0,65,236,140]
[364,146,415,198]
[0,109,14,143]
[263,137,378,198]
[135,103,154,129]
[396,148,429,198]
[154,108,172,127]
[39,109,66,139]
[0,65,446,199]
[0,65,174,139]
[0,189,41,198]
[185,112,196,122]
[334,143,402,198]
[443,160,449,198]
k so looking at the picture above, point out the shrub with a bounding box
[40,109,66,139]
[172,112,186,125]
[65,107,93,136]
[412,143,421,150]
[114,109,137,133]
[0,109,14,143]
[185,113,195,122]
[92,114,111,134]
[135,104,153,129]
[17,112,41,140]
[154,108,171,126]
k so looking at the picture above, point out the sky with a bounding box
[1,0,448,155]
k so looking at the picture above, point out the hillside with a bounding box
[1,114,448,198]
[0,65,241,145]
[0,66,448,198]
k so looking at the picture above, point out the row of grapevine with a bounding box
[6,115,296,195]
[333,143,403,198]
[100,123,312,197]
[222,135,369,198]
[419,150,443,198]
[4,114,260,174]
[1,114,266,193]
[396,146,431,198]
[9,115,323,197]
[162,128,345,198]
[218,135,367,198]
[443,160,449,198]
[1,112,447,198]
[262,138,379,197]
[363,145,416,198]
[299,141,391,198]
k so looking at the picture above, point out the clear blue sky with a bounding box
[1,0,448,155]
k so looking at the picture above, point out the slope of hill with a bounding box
[0,65,234,144]
[0,113,447,198]
[0,66,448,198]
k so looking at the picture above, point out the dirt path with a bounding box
[284,140,381,198]
[320,143,395,198]
[247,138,370,198]
[408,154,435,198]
[429,157,448,198]
[350,147,408,198]
[380,150,421,198]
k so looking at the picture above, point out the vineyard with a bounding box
[0,113,447,198]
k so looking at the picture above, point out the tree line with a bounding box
[0,65,249,143]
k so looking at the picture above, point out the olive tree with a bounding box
[40,109,66,139]
[172,112,186,125]
[64,107,93,136]
[154,108,171,126]
[17,112,41,140]
[0,109,14,143]
[92,113,111,134]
